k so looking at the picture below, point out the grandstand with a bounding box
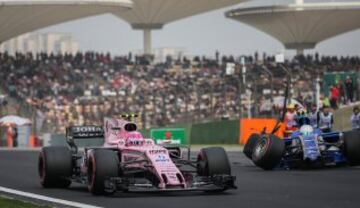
[0,51,358,134]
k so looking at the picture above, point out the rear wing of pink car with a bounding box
[66,126,104,152]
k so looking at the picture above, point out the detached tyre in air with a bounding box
[38,146,73,188]
[197,147,231,176]
[343,130,360,166]
[87,149,119,195]
[252,134,285,170]
[243,133,261,159]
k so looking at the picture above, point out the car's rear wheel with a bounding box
[343,130,360,166]
[252,134,285,170]
[38,146,72,188]
[243,133,261,159]
[88,149,119,195]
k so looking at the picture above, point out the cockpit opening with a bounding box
[124,123,137,132]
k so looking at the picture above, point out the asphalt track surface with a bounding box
[0,150,359,208]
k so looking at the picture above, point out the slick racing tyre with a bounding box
[343,130,360,165]
[197,147,231,176]
[243,133,261,159]
[88,149,119,195]
[38,146,73,188]
[166,146,182,159]
[252,134,285,170]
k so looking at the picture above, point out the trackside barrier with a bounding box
[150,128,186,144]
[28,134,39,147]
[144,120,239,145]
[165,123,192,144]
[239,119,285,145]
[190,120,239,144]
[6,128,13,148]
[44,119,257,146]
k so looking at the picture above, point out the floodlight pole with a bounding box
[316,77,321,111]
[260,65,274,117]
[238,63,243,128]
[238,56,246,119]
[279,64,292,102]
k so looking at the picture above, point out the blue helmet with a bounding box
[296,109,311,127]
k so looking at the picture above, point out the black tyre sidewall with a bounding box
[39,146,72,188]
[197,147,231,176]
[88,149,119,195]
[343,130,360,165]
[244,133,261,159]
[252,134,285,170]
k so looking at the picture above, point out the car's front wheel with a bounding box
[197,147,231,176]
[343,130,360,165]
[243,133,261,159]
[252,134,285,170]
[87,149,119,195]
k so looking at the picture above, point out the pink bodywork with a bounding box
[102,118,186,189]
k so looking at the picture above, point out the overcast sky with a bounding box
[39,0,360,57]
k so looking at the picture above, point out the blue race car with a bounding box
[244,120,360,170]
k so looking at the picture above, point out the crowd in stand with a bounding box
[0,51,359,133]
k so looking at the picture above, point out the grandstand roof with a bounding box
[114,0,247,29]
[0,0,132,43]
[226,1,360,53]
[113,0,247,54]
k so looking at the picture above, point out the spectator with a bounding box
[309,105,319,128]
[13,126,18,147]
[337,80,346,105]
[304,94,314,111]
[317,105,334,133]
[345,76,354,103]
[330,85,339,109]
[0,51,359,133]
[351,106,360,130]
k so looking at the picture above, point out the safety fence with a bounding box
[0,103,357,147]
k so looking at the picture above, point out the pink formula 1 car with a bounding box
[38,116,236,195]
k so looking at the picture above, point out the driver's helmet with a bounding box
[296,108,311,126]
[299,125,314,136]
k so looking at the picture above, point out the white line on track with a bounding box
[0,186,103,208]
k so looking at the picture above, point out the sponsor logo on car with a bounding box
[155,155,170,163]
[149,149,167,154]
[72,126,103,133]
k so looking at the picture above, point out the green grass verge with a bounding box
[0,196,49,208]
